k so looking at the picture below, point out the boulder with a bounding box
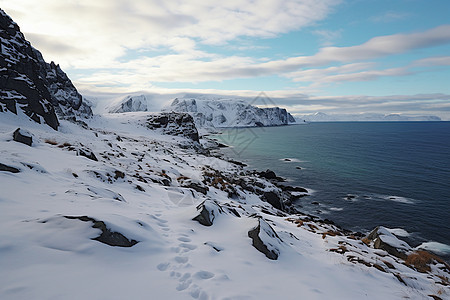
[262,191,285,211]
[259,169,277,179]
[0,163,20,173]
[248,218,282,260]
[77,148,98,161]
[13,128,32,146]
[192,200,224,226]
[364,226,411,259]
[64,216,138,247]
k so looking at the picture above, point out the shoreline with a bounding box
[205,130,450,264]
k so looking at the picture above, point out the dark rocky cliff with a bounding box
[0,9,92,130]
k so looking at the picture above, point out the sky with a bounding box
[2,0,450,119]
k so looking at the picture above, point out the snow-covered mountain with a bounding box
[165,98,296,128]
[297,112,442,122]
[0,9,91,130]
[107,94,148,113]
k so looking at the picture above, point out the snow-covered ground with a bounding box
[1,110,449,299]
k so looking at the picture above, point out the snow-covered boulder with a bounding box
[248,217,283,260]
[166,98,296,128]
[192,200,225,226]
[364,226,412,259]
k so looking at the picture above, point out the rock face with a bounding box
[0,9,92,130]
[248,218,282,260]
[108,95,148,113]
[146,112,199,142]
[262,191,285,211]
[166,98,296,128]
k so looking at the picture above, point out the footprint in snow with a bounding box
[157,262,170,271]
[177,236,191,242]
[179,243,197,251]
[175,256,189,264]
[194,271,214,280]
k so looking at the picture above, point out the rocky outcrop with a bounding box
[192,200,224,226]
[146,112,199,142]
[0,162,20,173]
[167,98,296,128]
[262,191,285,211]
[363,226,411,259]
[13,128,32,146]
[0,9,91,130]
[65,216,138,247]
[248,217,282,260]
[108,95,148,113]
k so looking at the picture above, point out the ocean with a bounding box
[213,122,450,260]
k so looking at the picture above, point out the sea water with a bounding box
[214,122,450,260]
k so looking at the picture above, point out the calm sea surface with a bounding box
[214,122,450,260]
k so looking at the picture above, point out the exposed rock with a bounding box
[64,216,138,247]
[0,163,20,173]
[364,226,411,259]
[77,148,98,161]
[262,191,285,211]
[13,128,32,146]
[183,182,209,195]
[0,9,91,130]
[146,112,199,142]
[248,217,282,260]
[192,200,224,226]
[259,169,277,180]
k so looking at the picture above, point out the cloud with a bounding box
[413,56,450,67]
[313,29,342,46]
[1,0,341,67]
[370,11,411,23]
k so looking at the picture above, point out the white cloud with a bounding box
[0,0,340,67]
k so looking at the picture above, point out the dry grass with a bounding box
[44,139,58,145]
[361,237,370,246]
[321,230,341,239]
[404,250,443,273]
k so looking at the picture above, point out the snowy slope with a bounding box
[107,94,148,113]
[1,109,448,299]
[165,98,296,128]
[297,112,442,122]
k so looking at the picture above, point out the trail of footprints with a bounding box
[153,215,217,299]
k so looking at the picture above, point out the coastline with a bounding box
[207,125,450,264]
[0,112,449,299]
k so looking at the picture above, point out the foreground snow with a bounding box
[0,111,448,300]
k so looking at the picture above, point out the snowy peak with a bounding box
[108,94,148,113]
[166,97,296,128]
[0,9,91,130]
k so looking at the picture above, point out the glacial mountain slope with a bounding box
[0,110,448,299]
[297,112,442,122]
[0,9,91,130]
[107,94,148,113]
[165,98,296,128]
